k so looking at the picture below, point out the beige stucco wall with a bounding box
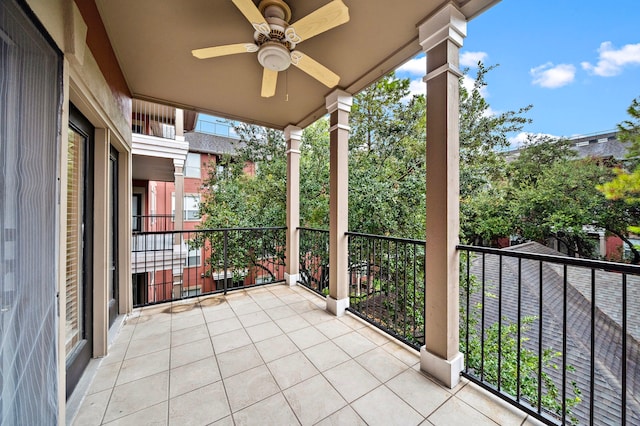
[24,1,133,423]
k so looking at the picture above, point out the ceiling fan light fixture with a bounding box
[257,42,291,71]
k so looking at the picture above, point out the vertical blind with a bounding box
[0,0,62,424]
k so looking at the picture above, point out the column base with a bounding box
[325,296,349,316]
[420,347,464,389]
[284,272,299,287]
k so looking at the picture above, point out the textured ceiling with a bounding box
[96,0,500,130]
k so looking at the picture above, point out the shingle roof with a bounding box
[467,242,640,424]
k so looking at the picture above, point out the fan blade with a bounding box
[261,68,278,98]
[285,0,349,43]
[192,43,258,59]
[232,0,270,35]
[290,51,339,88]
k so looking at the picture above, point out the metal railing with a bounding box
[132,214,175,233]
[132,100,176,140]
[346,232,425,350]
[131,227,286,307]
[297,228,330,295]
[458,244,640,426]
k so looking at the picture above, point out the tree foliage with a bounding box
[597,97,640,202]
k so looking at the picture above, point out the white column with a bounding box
[175,108,185,140]
[418,3,467,388]
[325,89,352,316]
[285,125,302,286]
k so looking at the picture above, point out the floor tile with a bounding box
[171,323,210,347]
[287,326,329,350]
[87,361,121,394]
[254,334,299,363]
[386,369,451,417]
[314,319,354,339]
[380,341,420,366]
[338,314,368,330]
[237,310,271,327]
[103,371,169,423]
[230,301,262,316]
[264,305,297,320]
[283,375,347,425]
[117,349,170,386]
[223,365,280,412]
[245,321,283,343]
[455,382,526,426]
[207,316,243,336]
[217,344,264,378]
[323,359,381,402]
[428,396,498,426]
[357,326,394,346]
[332,331,377,358]
[168,381,230,425]
[267,351,319,389]
[171,311,205,332]
[273,314,311,333]
[125,333,171,359]
[103,401,168,426]
[169,356,221,398]
[302,340,350,371]
[72,388,111,426]
[299,308,331,325]
[171,338,214,368]
[211,328,251,354]
[315,405,367,426]
[351,385,423,426]
[232,392,300,426]
[202,306,236,323]
[355,347,409,382]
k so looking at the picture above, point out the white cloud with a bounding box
[507,132,562,149]
[408,78,425,97]
[460,51,488,67]
[530,62,576,88]
[581,41,640,77]
[397,57,425,76]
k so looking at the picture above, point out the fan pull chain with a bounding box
[285,70,289,101]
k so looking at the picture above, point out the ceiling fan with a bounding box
[192,0,349,98]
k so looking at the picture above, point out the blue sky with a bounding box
[396,0,640,144]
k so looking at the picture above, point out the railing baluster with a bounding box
[517,257,522,402]
[590,268,596,426]
[622,273,627,426]
[562,264,567,426]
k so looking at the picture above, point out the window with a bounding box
[185,152,201,178]
[186,247,201,267]
[171,193,201,221]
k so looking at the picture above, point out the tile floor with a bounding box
[70,284,545,426]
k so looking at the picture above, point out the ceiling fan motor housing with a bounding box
[257,41,292,71]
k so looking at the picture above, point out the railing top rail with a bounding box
[346,231,426,245]
[133,226,287,235]
[457,243,640,274]
[297,227,329,233]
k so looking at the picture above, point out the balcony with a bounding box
[73,227,639,425]
[72,284,531,425]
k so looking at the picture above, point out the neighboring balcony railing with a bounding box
[132,99,176,140]
[458,244,640,426]
[297,227,330,295]
[131,227,286,307]
[346,232,426,351]
[132,214,175,233]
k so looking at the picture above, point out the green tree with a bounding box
[597,97,640,203]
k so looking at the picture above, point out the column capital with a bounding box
[325,89,353,114]
[284,125,303,142]
[173,158,184,169]
[418,3,467,52]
